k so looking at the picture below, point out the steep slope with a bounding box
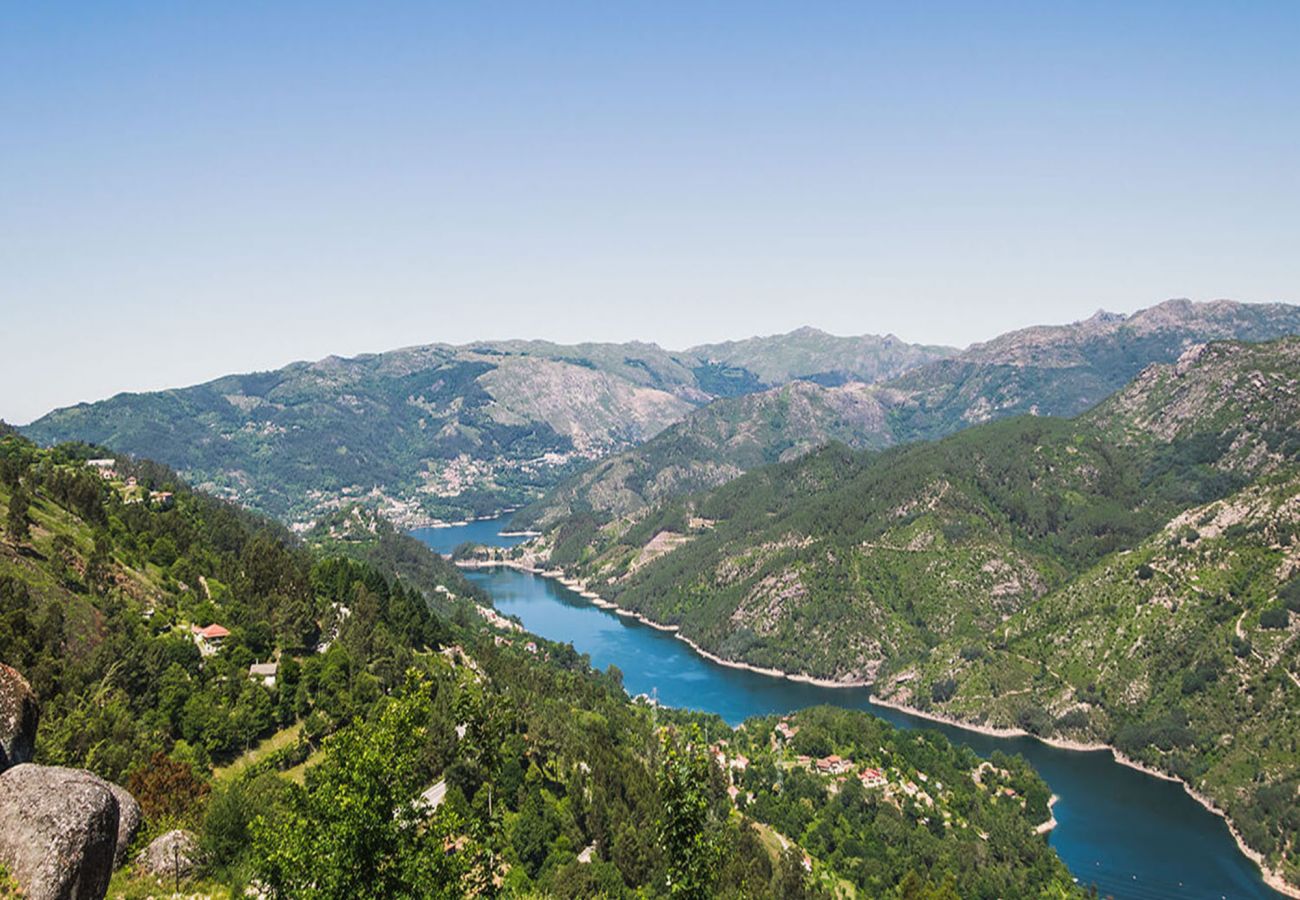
[519,337,1300,893]
[521,299,1300,543]
[515,380,893,530]
[877,472,1300,891]
[539,338,1300,683]
[884,298,1300,442]
[24,331,947,528]
[0,432,1081,899]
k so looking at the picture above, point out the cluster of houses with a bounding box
[770,717,937,809]
[87,458,174,507]
[188,622,280,685]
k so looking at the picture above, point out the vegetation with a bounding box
[22,332,946,527]
[518,299,1300,535]
[0,433,1084,897]
[525,337,1300,890]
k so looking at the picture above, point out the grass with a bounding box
[106,868,235,899]
[279,746,325,785]
[212,722,303,782]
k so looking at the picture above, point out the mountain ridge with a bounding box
[22,329,954,528]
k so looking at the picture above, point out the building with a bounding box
[192,623,230,656]
[817,754,852,775]
[859,767,887,789]
[248,661,278,687]
[87,459,117,479]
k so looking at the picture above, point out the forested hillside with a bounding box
[519,299,1300,534]
[24,331,948,529]
[516,337,1300,892]
[0,431,1079,898]
[515,381,893,530]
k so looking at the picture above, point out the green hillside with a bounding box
[521,337,1300,892]
[519,299,1300,534]
[24,331,948,529]
[0,431,1079,898]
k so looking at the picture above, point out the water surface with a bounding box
[419,518,1283,900]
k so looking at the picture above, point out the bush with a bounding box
[1280,580,1300,612]
[1260,607,1291,630]
[1055,709,1090,731]
[1016,706,1052,736]
[931,678,957,704]
[1136,563,1155,581]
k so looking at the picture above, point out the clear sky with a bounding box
[3,2,1298,424]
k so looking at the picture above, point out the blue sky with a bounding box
[3,2,1298,422]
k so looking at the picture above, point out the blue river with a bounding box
[412,519,1283,900]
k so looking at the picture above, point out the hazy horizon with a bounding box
[5,3,1299,423]
[5,295,1286,425]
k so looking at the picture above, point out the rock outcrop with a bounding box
[104,783,142,869]
[134,830,202,880]
[0,764,120,900]
[0,662,38,772]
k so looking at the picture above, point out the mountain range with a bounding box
[23,330,952,527]
[512,336,1300,890]
[516,298,1300,529]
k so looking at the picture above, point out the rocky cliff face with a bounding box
[0,662,37,772]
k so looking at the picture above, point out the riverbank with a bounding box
[861,694,1299,896]
[1036,795,1059,835]
[462,557,1299,897]
[456,558,872,687]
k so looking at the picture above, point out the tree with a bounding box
[126,750,211,826]
[250,674,474,899]
[656,724,722,899]
[5,487,30,543]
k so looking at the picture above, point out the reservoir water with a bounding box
[414,518,1284,900]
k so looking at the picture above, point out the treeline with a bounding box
[0,433,454,783]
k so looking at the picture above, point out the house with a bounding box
[87,459,117,479]
[191,623,230,656]
[859,768,887,789]
[817,754,852,775]
[149,490,174,508]
[729,754,749,773]
[249,661,278,687]
[774,721,799,741]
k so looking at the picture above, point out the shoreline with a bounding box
[863,698,1299,897]
[456,558,871,687]
[459,555,1298,897]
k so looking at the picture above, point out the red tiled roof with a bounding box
[195,624,230,639]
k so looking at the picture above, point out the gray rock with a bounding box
[0,662,39,772]
[0,763,120,900]
[134,829,202,880]
[104,783,142,869]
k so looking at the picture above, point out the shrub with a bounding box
[1016,706,1052,736]
[1279,579,1300,612]
[1260,607,1291,630]
[931,678,957,704]
[1136,563,1155,581]
[1055,708,1090,731]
